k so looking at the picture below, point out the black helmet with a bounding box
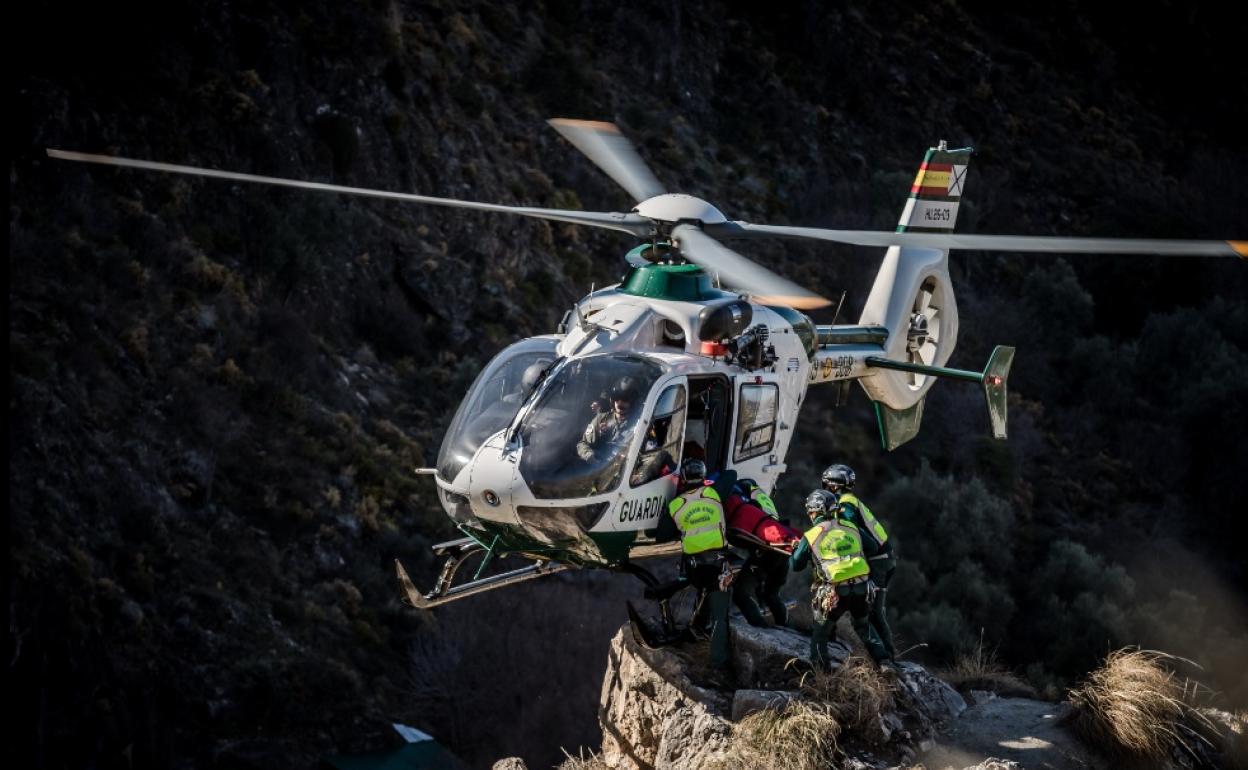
[736,478,760,495]
[680,458,707,485]
[804,489,838,517]
[821,463,856,491]
[609,376,638,400]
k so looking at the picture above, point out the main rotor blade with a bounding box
[547,119,665,204]
[45,149,655,238]
[672,224,830,309]
[724,222,1247,258]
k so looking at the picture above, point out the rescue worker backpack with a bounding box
[837,492,888,545]
[670,486,727,555]
[804,519,870,584]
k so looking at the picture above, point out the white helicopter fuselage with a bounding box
[435,277,817,560]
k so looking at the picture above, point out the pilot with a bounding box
[823,463,896,663]
[576,377,638,463]
[790,489,890,671]
[665,458,739,672]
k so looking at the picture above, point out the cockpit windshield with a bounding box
[436,337,558,484]
[518,354,664,499]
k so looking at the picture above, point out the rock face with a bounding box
[598,627,732,770]
[595,623,969,769]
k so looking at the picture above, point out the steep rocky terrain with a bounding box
[498,621,1099,770]
[10,1,1248,768]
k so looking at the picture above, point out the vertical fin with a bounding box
[896,143,973,233]
[872,400,925,451]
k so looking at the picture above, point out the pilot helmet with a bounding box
[610,376,638,399]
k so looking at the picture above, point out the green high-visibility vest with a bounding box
[670,486,727,555]
[750,488,778,518]
[838,492,888,545]
[804,519,870,584]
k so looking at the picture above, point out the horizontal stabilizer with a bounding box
[866,343,1015,448]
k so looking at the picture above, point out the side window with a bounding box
[631,384,686,487]
[734,383,778,463]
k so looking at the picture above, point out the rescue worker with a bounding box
[790,489,890,671]
[577,377,638,463]
[728,479,799,627]
[822,463,896,662]
[666,459,738,671]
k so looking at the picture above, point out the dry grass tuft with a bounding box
[557,746,610,769]
[939,633,1036,698]
[797,655,896,733]
[720,700,841,770]
[1068,648,1215,765]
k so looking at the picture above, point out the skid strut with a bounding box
[396,535,571,609]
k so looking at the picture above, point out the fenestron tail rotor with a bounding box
[905,278,941,387]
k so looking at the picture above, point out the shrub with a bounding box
[938,631,1036,698]
[1068,648,1214,765]
[797,655,896,734]
[721,700,840,770]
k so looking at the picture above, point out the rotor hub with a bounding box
[634,194,728,226]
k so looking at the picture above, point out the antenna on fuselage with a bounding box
[830,290,847,325]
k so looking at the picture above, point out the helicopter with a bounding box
[47,119,1245,621]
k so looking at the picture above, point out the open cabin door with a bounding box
[728,374,784,488]
[686,375,733,475]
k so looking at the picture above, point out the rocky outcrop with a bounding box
[594,623,968,769]
[597,626,732,770]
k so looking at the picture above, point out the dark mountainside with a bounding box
[9,1,1248,768]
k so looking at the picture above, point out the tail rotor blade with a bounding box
[45,148,655,237]
[547,119,666,204]
[672,224,830,309]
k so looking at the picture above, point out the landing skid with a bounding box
[395,536,571,609]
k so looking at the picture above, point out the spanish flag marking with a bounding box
[911,162,967,198]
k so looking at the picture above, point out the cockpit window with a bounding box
[631,384,686,487]
[518,354,664,499]
[436,338,558,484]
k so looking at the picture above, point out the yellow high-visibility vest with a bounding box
[803,518,869,583]
[670,486,726,555]
[750,488,778,518]
[838,492,888,545]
